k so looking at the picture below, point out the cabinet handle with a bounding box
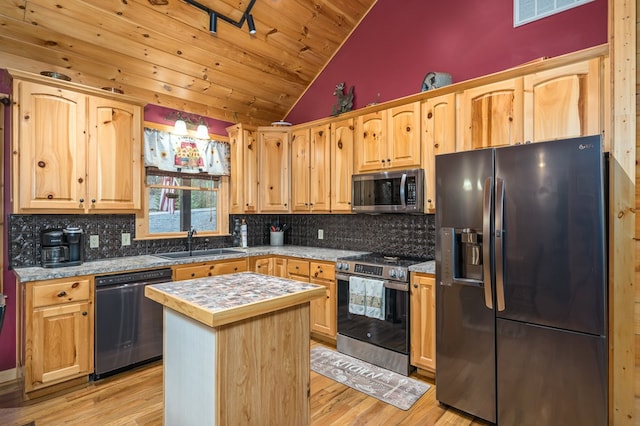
[337,141,343,149]
[82,311,88,316]
[381,159,385,163]
[191,273,195,277]
[57,291,67,297]
[434,143,439,149]
[37,161,46,168]
[91,199,96,204]
[79,198,84,203]
[413,284,418,289]
[234,267,238,271]
[47,194,54,199]
[427,112,433,119]
[387,158,391,163]
[24,114,30,120]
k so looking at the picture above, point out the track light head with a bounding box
[209,12,217,34]
[247,14,256,34]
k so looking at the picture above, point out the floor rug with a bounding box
[310,347,431,410]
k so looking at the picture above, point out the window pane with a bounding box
[147,186,218,234]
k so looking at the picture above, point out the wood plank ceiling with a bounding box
[0,0,377,126]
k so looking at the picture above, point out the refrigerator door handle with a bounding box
[495,177,506,311]
[399,173,407,206]
[482,176,493,309]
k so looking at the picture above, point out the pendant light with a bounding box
[196,124,210,139]
[173,119,188,136]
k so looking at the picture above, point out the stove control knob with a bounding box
[397,270,406,280]
[343,263,349,271]
[389,269,397,278]
[336,262,342,270]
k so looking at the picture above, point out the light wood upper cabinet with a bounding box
[291,125,331,213]
[386,102,422,169]
[23,277,94,394]
[290,128,311,211]
[354,102,421,172]
[422,93,457,213]
[258,128,290,212]
[228,124,257,213]
[355,110,384,172]
[12,75,143,213]
[88,97,141,211]
[14,81,87,211]
[523,58,601,143]
[330,118,354,212]
[461,78,524,150]
[410,273,436,372]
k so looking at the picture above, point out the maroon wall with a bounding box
[144,104,234,136]
[0,69,15,372]
[285,0,608,124]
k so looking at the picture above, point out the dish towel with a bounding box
[364,278,386,320]
[348,276,366,315]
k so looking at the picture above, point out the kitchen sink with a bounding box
[154,248,244,259]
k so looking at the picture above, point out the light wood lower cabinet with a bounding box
[173,259,248,280]
[410,273,436,372]
[309,261,336,341]
[23,277,94,396]
[287,258,310,282]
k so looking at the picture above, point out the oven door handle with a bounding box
[335,273,408,292]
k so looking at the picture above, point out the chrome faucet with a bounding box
[187,226,197,255]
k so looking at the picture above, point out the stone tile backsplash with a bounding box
[9,213,435,268]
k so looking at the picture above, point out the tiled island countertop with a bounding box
[144,271,326,327]
[146,271,325,425]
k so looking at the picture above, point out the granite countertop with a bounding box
[145,272,326,327]
[12,246,372,282]
[409,260,435,275]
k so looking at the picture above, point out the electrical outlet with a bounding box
[122,233,131,246]
[318,229,324,240]
[89,235,99,248]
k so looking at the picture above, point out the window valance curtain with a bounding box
[143,128,230,176]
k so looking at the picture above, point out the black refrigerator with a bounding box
[434,135,607,425]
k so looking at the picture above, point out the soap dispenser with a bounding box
[240,218,248,248]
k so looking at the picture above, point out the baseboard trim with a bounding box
[0,367,18,384]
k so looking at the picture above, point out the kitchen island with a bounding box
[144,272,326,426]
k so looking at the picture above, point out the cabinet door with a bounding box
[243,129,258,213]
[272,257,287,278]
[290,128,311,212]
[410,274,436,371]
[523,58,601,143]
[309,124,331,212]
[27,301,92,392]
[15,81,87,211]
[462,78,523,150]
[309,279,336,339]
[252,257,273,275]
[330,118,354,212]
[258,129,290,212]
[87,97,141,211]
[386,102,421,170]
[228,125,244,214]
[354,110,385,173]
[422,94,456,213]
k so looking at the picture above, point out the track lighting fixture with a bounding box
[247,14,256,35]
[183,0,257,35]
[209,12,217,34]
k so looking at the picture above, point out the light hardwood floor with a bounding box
[0,341,489,425]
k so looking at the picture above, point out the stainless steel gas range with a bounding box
[335,253,425,376]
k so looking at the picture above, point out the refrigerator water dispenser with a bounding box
[440,227,484,286]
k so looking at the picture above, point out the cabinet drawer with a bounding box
[32,279,91,308]
[310,261,335,281]
[174,259,247,280]
[287,259,310,277]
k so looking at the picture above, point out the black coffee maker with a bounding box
[41,227,84,268]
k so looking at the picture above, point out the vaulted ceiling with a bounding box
[0,0,377,126]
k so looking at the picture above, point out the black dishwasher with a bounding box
[93,268,172,380]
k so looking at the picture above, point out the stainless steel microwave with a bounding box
[351,168,424,213]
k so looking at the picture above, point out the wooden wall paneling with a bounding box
[609,0,636,423]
